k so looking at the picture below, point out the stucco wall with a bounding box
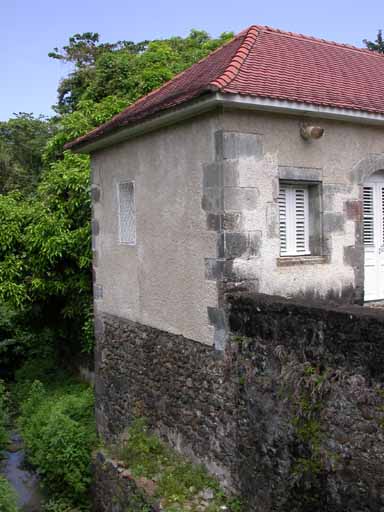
[91,107,384,347]
[91,113,220,345]
[218,109,384,304]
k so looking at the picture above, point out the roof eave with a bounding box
[72,92,384,154]
[70,92,222,154]
[220,93,384,126]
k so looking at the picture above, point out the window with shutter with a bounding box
[118,181,136,245]
[363,186,374,246]
[381,187,384,247]
[278,185,310,256]
[278,188,288,255]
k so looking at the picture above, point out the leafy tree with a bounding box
[0,113,52,194]
[48,32,140,67]
[0,155,92,357]
[49,32,150,114]
[0,97,129,360]
[0,28,234,365]
[50,29,233,114]
[85,29,233,103]
[363,29,384,53]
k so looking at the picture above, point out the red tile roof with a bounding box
[66,25,384,150]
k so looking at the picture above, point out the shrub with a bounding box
[12,351,64,406]
[42,497,81,512]
[0,477,19,512]
[19,378,96,506]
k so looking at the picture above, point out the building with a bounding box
[67,25,384,348]
[67,26,384,510]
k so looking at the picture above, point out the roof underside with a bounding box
[66,25,384,151]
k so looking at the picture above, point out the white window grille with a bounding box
[118,181,136,245]
[278,184,310,256]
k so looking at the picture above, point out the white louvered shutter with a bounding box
[381,186,384,248]
[363,186,374,246]
[118,181,136,244]
[294,188,309,254]
[278,188,288,255]
[279,185,310,256]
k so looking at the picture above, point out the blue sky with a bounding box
[1,0,383,121]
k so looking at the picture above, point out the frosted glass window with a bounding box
[118,181,136,244]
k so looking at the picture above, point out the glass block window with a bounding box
[118,181,136,245]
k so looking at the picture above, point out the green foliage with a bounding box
[0,151,93,356]
[0,304,27,372]
[18,376,96,506]
[0,113,53,195]
[48,32,146,114]
[121,417,169,478]
[50,30,233,114]
[231,335,252,348]
[84,30,232,105]
[0,477,19,512]
[281,363,332,509]
[11,351,66,407]
[118,418,242,511]
[364,29,384,53]
[42,497,81,512]
[44,97,128,160]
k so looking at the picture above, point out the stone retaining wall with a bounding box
[95,313,239,488]
[227,293,384,511]
[92,452,156,512]
[94,295,384,511]
[228,293,384,380]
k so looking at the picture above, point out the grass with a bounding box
[116,418,242,512]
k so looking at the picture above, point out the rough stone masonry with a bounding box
[94,293,384,512]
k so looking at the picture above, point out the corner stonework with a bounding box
[203,130,265,349]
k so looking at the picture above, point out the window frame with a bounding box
[279,179,324,259]
[117,180,136,246]
[278,183,310,257]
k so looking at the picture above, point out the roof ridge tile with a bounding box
[209,26,260,90]
[104,31,247,122]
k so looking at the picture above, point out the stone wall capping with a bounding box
[226,290,384,325]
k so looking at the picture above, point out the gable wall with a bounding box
[91,111,222,345]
